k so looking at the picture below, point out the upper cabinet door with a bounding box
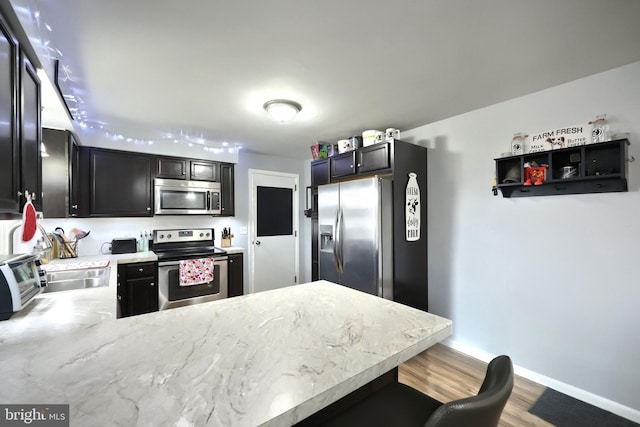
[357,142,390,174]
[190,160,218,181]
[0,14,20,213]
[220,162,234,216]
[69,133,80,216]
[156,157,187,179]
[20,52,42,211]
[90,149,153,216]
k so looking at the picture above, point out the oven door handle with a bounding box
[158,256,227,267]
[158,261,181,267]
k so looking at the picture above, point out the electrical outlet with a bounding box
[239,226,248,235]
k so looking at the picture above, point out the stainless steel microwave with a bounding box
[154,178,221,215]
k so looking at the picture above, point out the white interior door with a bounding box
[248,169,299,294]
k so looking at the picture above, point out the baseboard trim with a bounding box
[443,339,640,424]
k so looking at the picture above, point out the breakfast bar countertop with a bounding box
[0,252,157,345]
[0,280,452,427]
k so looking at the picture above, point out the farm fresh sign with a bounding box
[526,123,592,153]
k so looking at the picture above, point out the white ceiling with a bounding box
[16,0,640,159]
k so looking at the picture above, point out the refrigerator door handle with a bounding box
[336,208,344,273]
[332,209,340,272]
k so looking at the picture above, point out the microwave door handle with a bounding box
[207,191,211,210]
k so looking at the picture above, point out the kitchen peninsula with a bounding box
[0,281,452,426]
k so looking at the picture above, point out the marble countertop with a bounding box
[0,280,452,427]
[221,246,244,254]
[0,252,157,344]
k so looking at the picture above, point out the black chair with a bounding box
[320,355,514,427]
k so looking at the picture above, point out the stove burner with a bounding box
[152,228,226,261]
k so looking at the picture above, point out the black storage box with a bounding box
[111,238,137,254]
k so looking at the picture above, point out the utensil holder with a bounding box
[58,240,78,258]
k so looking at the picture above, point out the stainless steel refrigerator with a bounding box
[318,176,393,298]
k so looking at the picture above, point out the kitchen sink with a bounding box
[43,267,111,293]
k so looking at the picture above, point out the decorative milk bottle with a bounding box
[405,173,421,242]
[511,133,525,155]
[591,114,609,143]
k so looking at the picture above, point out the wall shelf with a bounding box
[495,139,629,198]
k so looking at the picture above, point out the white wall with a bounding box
[403,61,640,419]
[224,150,309,289]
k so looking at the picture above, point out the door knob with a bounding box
[255,240,261,246]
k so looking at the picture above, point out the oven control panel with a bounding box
[153,228,213,244]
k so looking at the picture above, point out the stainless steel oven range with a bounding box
[152,228,228,311]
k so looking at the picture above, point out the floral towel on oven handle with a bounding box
[179,257,214,287]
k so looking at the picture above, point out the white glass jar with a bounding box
[511,133,526,155]
[591,114,609,143]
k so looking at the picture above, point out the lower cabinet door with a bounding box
[228,253,243,297]
[126,277,159,316]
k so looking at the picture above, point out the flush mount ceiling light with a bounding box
[263,99,302,123]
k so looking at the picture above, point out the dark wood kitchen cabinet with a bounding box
[155,156,222,183]
[156,156,187,179]
[330,151,357,179]
[190,160,218,181]
[309,158,330,280]
[1,13,43,215]
[0,11,20,213]
[329,142,391,180]
[227,253,243,297]
[79,148,153,217]
[42,128,80,218]
[220,162,235,216]
[19,52,42,212]
[117,261,159,318]
[69,136,80,216]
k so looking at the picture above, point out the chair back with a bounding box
[424,355,514,427]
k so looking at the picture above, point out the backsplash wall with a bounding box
[1,216,244,256]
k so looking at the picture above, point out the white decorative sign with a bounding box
[405,173,421,242]
[525,122,592,153]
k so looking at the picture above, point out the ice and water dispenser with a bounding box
[319,225,334,252]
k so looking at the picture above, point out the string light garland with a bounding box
[29,4,242,155]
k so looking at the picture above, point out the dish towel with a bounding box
[179,257,214,287]
[21,196,37,242]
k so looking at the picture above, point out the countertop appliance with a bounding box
[152,228,227,310]
[154,178,221,215]
[0,253,47,320]
[318,177,394,299]
[111,238,137,254]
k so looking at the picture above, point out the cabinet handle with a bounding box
[138,268,144,272]
[350,165,353,168]
[230,259,233,263]
[357,164,361,167]
[146,207,151,211]
[150,282,155,287]
[71,204,78,209]
[117,295,121,301]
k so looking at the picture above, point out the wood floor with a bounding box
[398,344,555,427]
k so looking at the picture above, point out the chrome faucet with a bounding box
[7,222,54,254]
